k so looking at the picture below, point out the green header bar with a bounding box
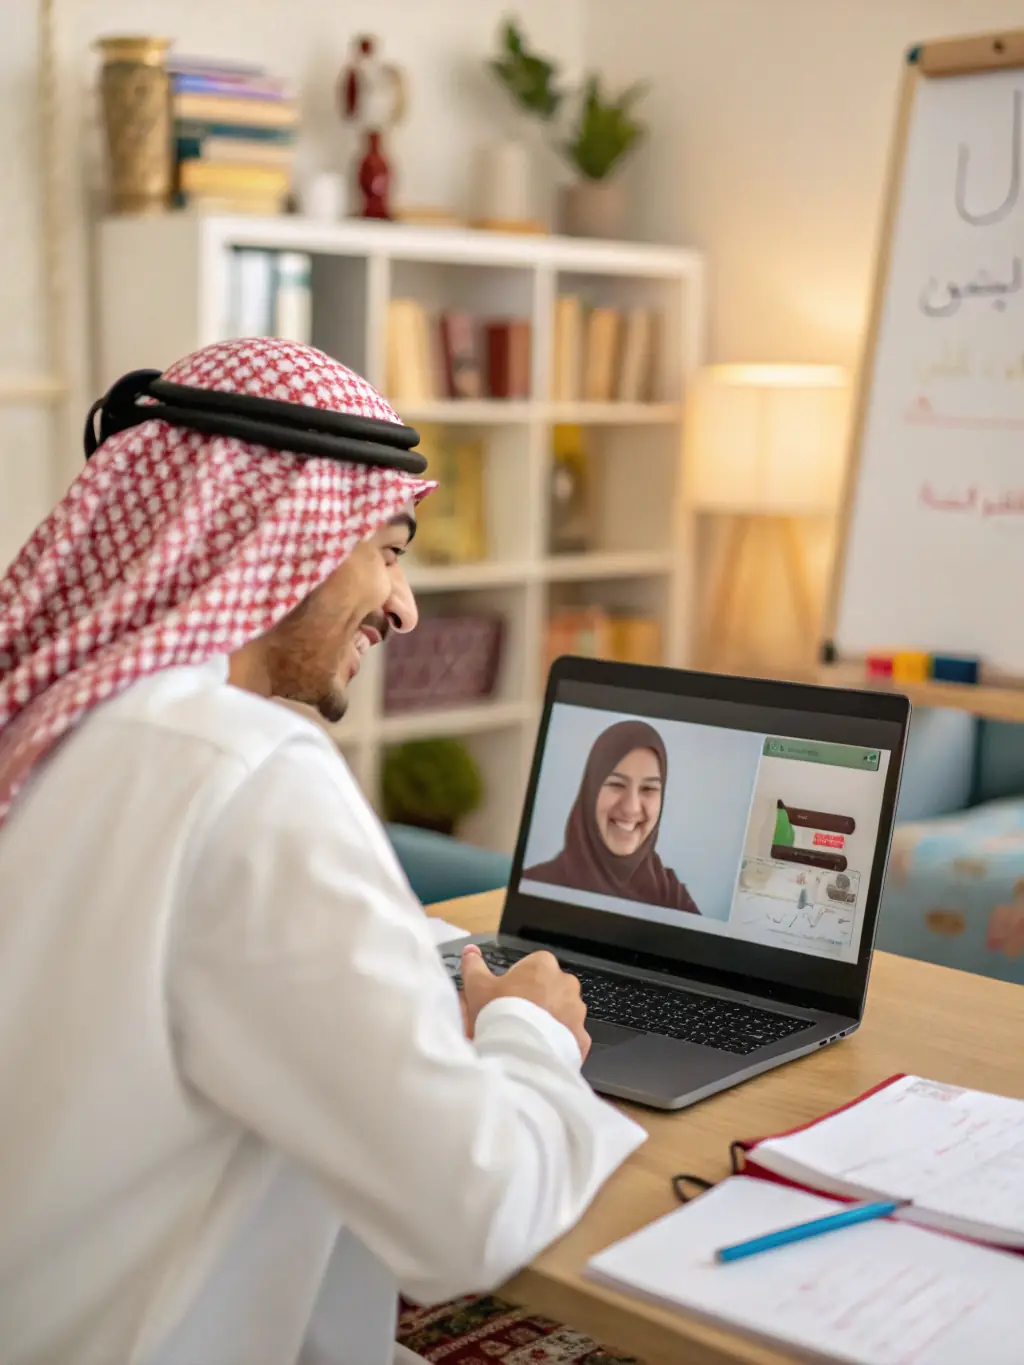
[763,737,881,771]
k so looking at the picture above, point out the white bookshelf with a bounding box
[96,214,706,852]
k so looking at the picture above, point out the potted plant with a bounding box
[381,738,484,837]
[561,75,647,239]
[474,20,563,230]
[488,18,648,239]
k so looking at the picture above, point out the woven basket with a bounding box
[383,614,504,714]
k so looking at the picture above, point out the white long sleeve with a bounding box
[170,731,646,1305]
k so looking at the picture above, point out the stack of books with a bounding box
[544,607,662,678]
[386,300,532,403]
[551,295,660,403]
[170,56,299,214]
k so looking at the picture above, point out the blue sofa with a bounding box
[881,708,1024,984]
[386,823,510,906]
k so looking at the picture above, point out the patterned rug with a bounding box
[397,1294,639,1364]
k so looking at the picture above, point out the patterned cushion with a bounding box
[879,799,1024,983]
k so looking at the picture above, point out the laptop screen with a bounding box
[505,663,908,1014]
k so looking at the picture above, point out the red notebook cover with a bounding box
[695,1074,1024,1257]
[731,1073,908,1197]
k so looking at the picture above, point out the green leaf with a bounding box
[563,71,648,180]
[503,19,523,56]
[489,15,562,120]
[617,80,649,112]
[487,16,647,170]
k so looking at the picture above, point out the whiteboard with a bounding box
[833,63,1024,674]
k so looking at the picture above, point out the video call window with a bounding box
[520,704,890,965]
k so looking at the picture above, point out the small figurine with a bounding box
[337,35,407,220]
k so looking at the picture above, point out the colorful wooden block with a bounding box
[866,653,895,678]
[930,654,980,685]
[892,650,931,683]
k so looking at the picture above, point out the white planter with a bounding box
[300,170,347,222]
[473,138,534,229]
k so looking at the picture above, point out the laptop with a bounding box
[439,656,910,1110]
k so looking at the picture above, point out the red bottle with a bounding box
[357,130,390,220]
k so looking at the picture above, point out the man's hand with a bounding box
[460,944,591,1061]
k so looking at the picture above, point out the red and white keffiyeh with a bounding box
[0,337,433,829]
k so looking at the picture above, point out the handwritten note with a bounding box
[771,1253,989,1363]
[755,1075,1024,1246]
[918,484,1024,519]
[920,257,1022,318]
[589,1177,1021,1365]
[916,343,1024,383]
[833,68,1024,669]
[953,87,1022,228]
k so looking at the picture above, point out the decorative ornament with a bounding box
[337,35,408,220]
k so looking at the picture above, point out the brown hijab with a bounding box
[525,719,700,914]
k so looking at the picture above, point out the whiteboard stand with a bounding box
[822,27,1024,722]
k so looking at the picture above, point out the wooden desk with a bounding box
[436,889,1024,1365]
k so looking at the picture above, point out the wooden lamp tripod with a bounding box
[686,365,850,668]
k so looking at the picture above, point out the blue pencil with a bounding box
[714,1199,906,1264]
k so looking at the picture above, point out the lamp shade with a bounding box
[686,364,850,515]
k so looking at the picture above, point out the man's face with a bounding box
[263,509,418,722]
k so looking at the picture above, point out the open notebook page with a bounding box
[588,1176,1024,1365]
[753,1075,1024,1247]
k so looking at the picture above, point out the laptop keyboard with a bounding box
[443,943,814,1056]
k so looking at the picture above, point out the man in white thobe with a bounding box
[0,338,645,1365]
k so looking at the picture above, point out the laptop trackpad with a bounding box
[585,1019,643,1050]
[585,1031,732,1091]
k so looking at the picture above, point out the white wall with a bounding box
[585,0,1024,674]
[0,0,584,567]
[7,1,1023,664]
[0,1,58,567]
[585,0,1024,367]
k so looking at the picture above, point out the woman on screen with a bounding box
[525,719,700,914]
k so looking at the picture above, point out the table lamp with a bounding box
[686,364,850,665]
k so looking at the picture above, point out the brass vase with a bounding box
[96,36,173,215]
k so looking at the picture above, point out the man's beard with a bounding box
[315,609,391,724]
[317,685,349,724]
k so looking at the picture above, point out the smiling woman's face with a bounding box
[594,747,663,857]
